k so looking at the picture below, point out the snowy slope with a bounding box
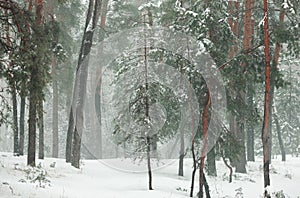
[0,152,299,198]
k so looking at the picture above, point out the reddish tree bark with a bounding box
[199,91,211,198]
[262,0,271,195]
[228,0,240,58]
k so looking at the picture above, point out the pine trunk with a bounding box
[12,85,19,155]
[19,91,25,156]
[49,0,59,158]
[262,0,271,192]
[28,79,37,166]
[235,116,247,173]
[273,108,285,161]
[207,147,217,176]
[199,91,210,197]
[27,0,43,166]
[38,99,44,159]
[66,108,74,162]
[70,0,102,168]
[178,130,184,176]
[190,141,197,197]
[246,81,255,161]
[52,56,59,158]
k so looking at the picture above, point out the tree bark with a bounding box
[48,0,59,159]
[19,90,25,155]
[235,99,247,173]
[273,107,285,161]
[66,107,74,162]
[38,99,44,159]
[70,0,102,168]
[52,54,59,158]
[262,0,271,193]
[142,11,153,190]
[199,91,210,198]
[178,130,184,176]
[28,71,37,166]
[27,0,44,167]
[207,147,217,176]
[12,83,19,155]
[235,0,256,173]
[190,138,197,197]
[268,7,285,163]
[246,80,255,161]
[228,0,240,57]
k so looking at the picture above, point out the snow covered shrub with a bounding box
[234,187,244,198]
[23,163,51,188]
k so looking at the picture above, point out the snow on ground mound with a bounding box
[0,152,300,197]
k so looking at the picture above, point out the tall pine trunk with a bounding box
[271,6,285,162]
[66,108,74,162]
[12,83,19,155]
[28,0,44,166]
[262,0,271,195]
[49,0,59,158]
[246,80,255,161]
[142,12,153,190]
[207,147,217,176]
[178,130,185,176]
[246,18,256,162]
[19,89,25,156]
[199,91,210,198]
[273,107,285,161]
[28,71,37,166]
[52,55,59,158]
[38,99,44,159]
[69,0,102,168]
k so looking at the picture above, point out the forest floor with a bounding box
[0,152,299,198]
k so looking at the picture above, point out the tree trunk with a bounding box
[273,107,285,161]
[19,90,25,156]
[268,8,285,163]
[222,155,233,183]
[228,0,240,58]
[49,0,59,159]
[235,91,247,173]
[190,139,197,197]
[12,84,19,155]
[28,75,37,166]
[38,99,44,159]
[246,80,255,161]
[93,0,109,159]
[146,136,153,190]
[235,0,256,173]
[27,0,44,166]
[229,112,237,167]
[66,108,74,162]
[207,146,217,176]
[178,130,184,176]
[70,0,102,168]
[52,55,59,158]
[262,0,271,194]
[95,78,102,158]
[199,157,205,198]
[199,91,210,197]
[202,173,211,198]
[235,116,247,173]
[71,126,81,168]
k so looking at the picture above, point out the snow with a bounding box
[0,152,300,197]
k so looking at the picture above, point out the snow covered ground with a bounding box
[0,152,299,198]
